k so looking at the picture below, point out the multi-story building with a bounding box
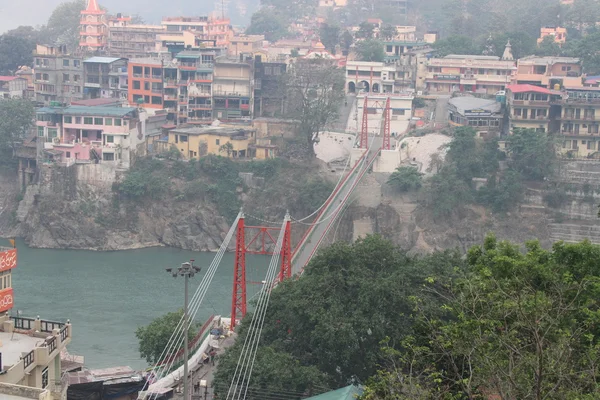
[538,26,567,45]
[128,58,165,109]
[212,56,254,120]
[506,84,562,133]
[559,87,600,157]
[33,45,84,105]
[228,35,264,57]
[448,96,503,137]
[83,56,128,100]
[253,58,286,117]
[0,76,28,98]
[160,16,232,47]
[418,53,515,95]
[0,245,73,399]
[79,0,108,52]
[346,61,399,94]
[35,105,164,168]
[108,24,165,59]
[513,56,583,89]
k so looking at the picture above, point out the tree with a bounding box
[219,142,234,157]
[433,35,479,56]
[419,236,600,399]
[135,310,196,364]
[444,126,484,183]
[45,0,86,51]
[283,60,345,155]
[354,39,385,62]
[536,35,562,57]
[0,98,35,167]
[379,24,397,40]
[506,128,556,180]
[356,22,376,39]
[0,34,35,75]
[425,166,473,217]
[340,30,354,54]
[213,235,463,394]
[319,23,340,53]
[387,166,424,192]
[246,9,289,42]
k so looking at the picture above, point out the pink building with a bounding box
[36,105,141,166]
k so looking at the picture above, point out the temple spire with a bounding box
[84,0,103,13]
[502,40,514,61]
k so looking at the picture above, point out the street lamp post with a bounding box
[166,260,201,400]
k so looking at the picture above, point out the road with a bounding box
[433,96,450,126]
[291,137,383,274]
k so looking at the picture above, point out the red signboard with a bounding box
[0,249,16,272]
[0,288,14,313]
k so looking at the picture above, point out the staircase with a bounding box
[90,148,101,163]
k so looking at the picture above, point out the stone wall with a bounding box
[0,382,50,400]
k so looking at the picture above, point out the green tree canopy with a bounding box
[246,9,289,42]
[354,39,385,62]
[387,166,424,192]
[135,309,196,364]
[433,35,480,56]
[0,34,35,75]
[319,23,341,53]
[507,127,556,180]
[0,98,35,168]
[45,0,86,50]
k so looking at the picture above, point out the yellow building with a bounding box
[506,84,561,133]
[168,126,254,159]
[228,35,264,57]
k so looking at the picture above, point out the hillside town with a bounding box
[2,0,600,399]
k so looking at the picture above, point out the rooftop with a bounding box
[518,55,581,64]
[84,56,124,64]
[171,126,251,138]
[37,105,137,117]
[0,331,43,368]
[449,96,502,115]
[506,84,558,94]
[66,366,142,385]
[444,54,500,60]
[0,76,18,82]
[71,98,122,107]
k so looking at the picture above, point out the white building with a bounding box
[346,61,399,94]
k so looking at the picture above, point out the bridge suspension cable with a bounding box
[140,211,242,400]
[226,217,288,400]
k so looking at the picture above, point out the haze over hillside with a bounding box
[0,0,256,32]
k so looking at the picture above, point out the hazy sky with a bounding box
[0,0,221,33]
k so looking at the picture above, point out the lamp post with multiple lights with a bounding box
[166,260,201,400]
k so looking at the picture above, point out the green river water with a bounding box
[10,239,269,370]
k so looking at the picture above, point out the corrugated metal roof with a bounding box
[305,385,363,400]
[65,106,137,117]
[84,56,123,64]
[506,84,557,95]
[449,96,502,115]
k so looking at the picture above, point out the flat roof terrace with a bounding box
[0,332,43,368]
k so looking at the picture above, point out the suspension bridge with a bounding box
[139,96,393,400]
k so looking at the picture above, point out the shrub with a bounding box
[387,166,424,192]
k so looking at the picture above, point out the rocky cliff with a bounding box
[2,158,599,253]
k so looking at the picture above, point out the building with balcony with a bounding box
[33,45,84,105]
[160,16,233,47]
[559,87,600,158]
[0,77,28,99]
[346,61,399,94]
[418,54,515,95]
[128,59,165,109]
[356,93,414,136]
[513,56,583,89]
[448,96,503,137]
[83,57,128,100]
[0,246,73,400]
[79,0,108,52]
[212,56,254,120]
[506,84,562,134]
[168,125,253,159]
[538,26,567,45]
[35,105,157,168]
[228,35,264,57]
[108,24,165,59]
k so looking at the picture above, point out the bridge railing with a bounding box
[157,315,214,368]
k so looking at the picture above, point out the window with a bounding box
[74,60,81,67]
[180,135,188,142]
[133,80,141,90]
[75,117,82,124]
[64,116,72,123]
[216,139,220,145]
[94,118,103,125]
[152,96,162,105]
[63,59,69,67]
[106,135,114,143]
[392,109,405,115]
[84,117,93,125]
[103,153,115,161]
[74,75,80,82]
[386,45,393,52]
[48,129,58,138]
[42,367,48,389]
[114,118,122,126]
[105,118,113,126]
[37,127,44,137]
[82,131,88,138]
[144,82,150,90]
[43,74,49,80]
[175,135,178,143]
[66,151,71,158]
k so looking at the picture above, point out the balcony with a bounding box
[511,115,549,121]
[213,90,251,97]
[562,114,597,121]
[511,100,550,106]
